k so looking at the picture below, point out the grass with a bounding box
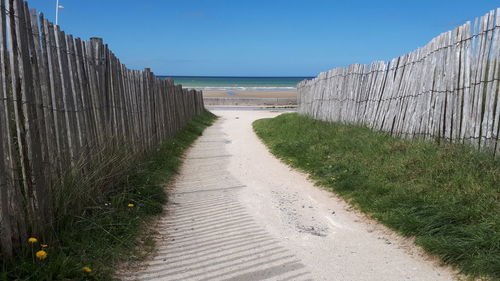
[253,113,500,280]
[1,110,217,281]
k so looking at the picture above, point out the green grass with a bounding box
[253,113,500,280]
[1,110,217,281]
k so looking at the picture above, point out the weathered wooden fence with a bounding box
[298,8,500,155]
[0,0,205,256]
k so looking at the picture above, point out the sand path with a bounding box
[124,109,458,281]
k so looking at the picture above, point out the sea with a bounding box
[158,76,313,92]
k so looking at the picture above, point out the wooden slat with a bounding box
[0,0,13,257]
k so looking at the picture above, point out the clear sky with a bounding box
[28,0,498,76]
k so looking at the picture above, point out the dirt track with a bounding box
[122,109,458,281]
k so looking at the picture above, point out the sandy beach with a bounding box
[202,90,297,99]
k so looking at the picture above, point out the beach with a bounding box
[202,90,298,106]
[202,89,297,99]
[160,76,305,106]
[161,76,306,100]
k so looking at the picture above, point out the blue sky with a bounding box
[29,0,498,76]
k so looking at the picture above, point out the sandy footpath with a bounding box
[121,110,458,281]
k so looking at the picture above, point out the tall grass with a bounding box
[254,113,500,280]
[1,111,217,281]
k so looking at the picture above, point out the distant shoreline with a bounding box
[203,90,297,99]
[157,76,301,101]
[157,76,312,91]
[157,75,314,79]
[183,86,297,92]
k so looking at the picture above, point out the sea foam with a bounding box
[182,86,297,92]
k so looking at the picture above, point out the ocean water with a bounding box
[158,76,312,92]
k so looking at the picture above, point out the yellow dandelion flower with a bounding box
[41,244,48,248]
[82,266,93,273]
[128,203,134,207]
[28,237,38,244]
[35,250,47,260]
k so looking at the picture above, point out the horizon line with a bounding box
[156,75,315,78]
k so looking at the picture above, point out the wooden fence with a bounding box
[0,0,205,256]
[298,8,500,155]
